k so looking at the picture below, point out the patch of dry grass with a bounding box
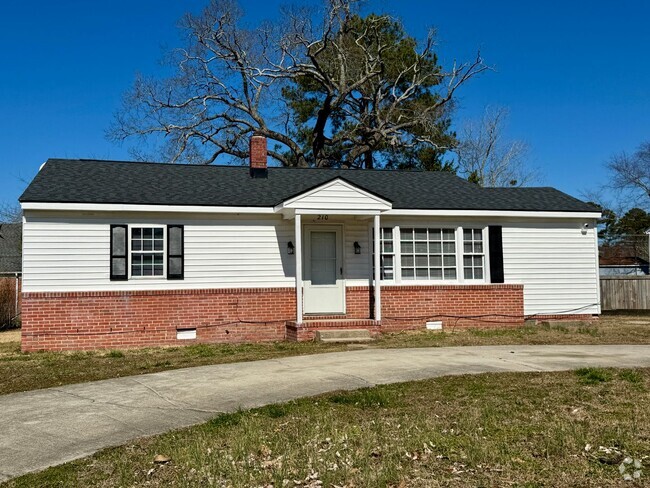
[0,328,19,343]
[5,368,649,487]
[0,314,648,396]
[0,341,349,396]
[381,314,650,348]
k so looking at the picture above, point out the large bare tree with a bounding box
[455,106,538,187]
[606,141,650,209]
[109,0,488,167]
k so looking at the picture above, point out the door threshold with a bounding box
[304,313,346,316]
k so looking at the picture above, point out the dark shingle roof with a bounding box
[0,223,22,275]
[20,159,598,213]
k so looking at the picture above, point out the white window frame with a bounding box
[370,225,397,282]
[398,226,459,282]
[373,222,490,285]
[461,226,487,282]
[128,224,166,279]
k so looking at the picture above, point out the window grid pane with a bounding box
[131,227,164,277]
[378,227,394,280]
[463,228,484,280]
[372,228,395,280]
[400,228,457,280]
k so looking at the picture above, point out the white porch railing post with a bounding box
[374,214,381,321]
[295,213,303,324]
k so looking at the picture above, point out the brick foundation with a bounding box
[345,286,374,318]
[21,288,295,352]
[22,283,594,351]
[380,284,526,331]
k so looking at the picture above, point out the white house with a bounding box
[19,135,601,351]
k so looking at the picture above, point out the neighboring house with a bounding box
[600,259,649,276]
[599,238,650,276]
[18,135,601,351]
[0,223,22,277]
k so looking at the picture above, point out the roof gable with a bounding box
[276,178,392,212]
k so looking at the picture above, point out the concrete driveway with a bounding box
[2,344,650,481]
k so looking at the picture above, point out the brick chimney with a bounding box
[249,132,268,178]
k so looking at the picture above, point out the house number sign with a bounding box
[314,214,329,222]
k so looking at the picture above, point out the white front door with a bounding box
[303,226,345,314]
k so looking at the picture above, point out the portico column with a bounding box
[373,214,381,321]
[295,213,303,324]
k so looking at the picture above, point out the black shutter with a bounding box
[110,225,128,281]
[488,226,504,283]
[167,225,184,280]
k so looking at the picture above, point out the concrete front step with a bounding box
[285,319,380,342]
[315,329,374,343]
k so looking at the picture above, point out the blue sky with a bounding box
[1,0,648,208]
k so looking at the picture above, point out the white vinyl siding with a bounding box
[22,213,372,292]
[502,222,599,315]
[342,219,370,282]
[22,214,296,292]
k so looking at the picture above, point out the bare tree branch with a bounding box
[455,106,540,187]
[0,203,22,224]
[606,141,650,209]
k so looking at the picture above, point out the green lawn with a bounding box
[5,368,648,487]
[0,314,648,396]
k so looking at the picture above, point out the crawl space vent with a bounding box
[177,328,197,340]
[425,321,443,331]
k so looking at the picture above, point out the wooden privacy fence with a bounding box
[600,276,650,311]
[0,275,21,327]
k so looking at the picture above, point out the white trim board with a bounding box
[22,202,600,220]
[21,202,276,214]
[383,209,601,219]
